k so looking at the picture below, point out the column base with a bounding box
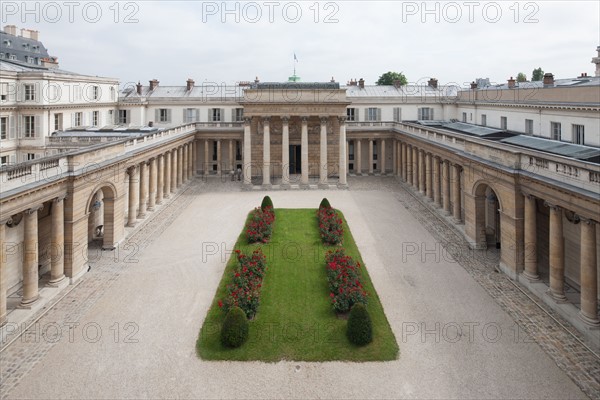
[318,182,329,189]
[337,183,349,189]
[156,200,163,205]
[522,271,540,282]
[127,221,137,228]
[163,194,170,199]
[147,206,155,212]
[548,289,568,303]
[48,275,66,287]
[262,183,272,190]
[18,295,40,309]
[0,315,7,327]
[280,183,291,190]
[299,183,311,190]
[579,312,600,327]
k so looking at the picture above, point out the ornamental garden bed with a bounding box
[196,203,398,361]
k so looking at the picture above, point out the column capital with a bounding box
[544,201,561,211]
[25,204,43,214]
[263,116,271,124]
[338,116,347,124]
[53,195,67,203]
[579,216,596,226]
[525,193,536,201]
[320,116,328,125]
[127,165,138,175]
[243,117,252,125]
[281,116,290,124]
[301,116,309,124]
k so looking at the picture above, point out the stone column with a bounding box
[419,150,426,195]
[156,155,164,204]
[148,158,157,211]
[263,118,271,186]
[356,139,362,175]
[182,145,188,182]
[49,196,66,285]
[452,164,462,223]
[579,218,599,325]
[177,146,183,187]
[403,143,408,182]
[301,117,309,185]
[0,219,7,325]
[443,161,451,215]
[547,203,567,302]
[138,162,148,218]
[433,157,441,207]
[523,195,539,280]
[127,166,138,226]
[171,149,177,191]
[243,118,252,185]
[338,117,347,186]
[319,117,328,187]
[204,140,210,177]
[216,140,222,176]
[281,117,290,186]
[407,145,413,185]
[368,139,374,175]
[412,146,418,189]
[21,205,42,307]
[380,139,386,175]
[229,139,234,173]
[188,142,194,178]
[164,152,171,199]
[426,153,433,200]
[392,140,398,175]
[193,140,199,176]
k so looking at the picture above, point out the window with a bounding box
[74,112,83,127]
[24,84,36,101]
[373,141,378,161]
[0,156,7,166]
[118,110,129,124]
[366,107,380,121]
[418,107,434,120]
[525,119,533,135]
[54,113,63,131]
[108,110,115,124]
[393,107,401,122]
[233,108,244,122]
[9,54,16,60]
[92,111,99,127]
[349,141,354,161]
[92,86,99,100]
[157,108,171,123]
[184,108,198,123]
[24,116,36,137]
[573,124,584,145]
[462,112,467,122]
[481,114,487,126]
[347,108,357,121]
[551,122,561,141]
[0,53,4,59]
[110,87,116,101]
[27,153,35,161]
[3,40,11,48]
[500,116,507,130]
[210,108,222,122]
[1,82,8,101]
[0,116,6,139]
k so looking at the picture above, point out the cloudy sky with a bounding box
[3,1,598,87]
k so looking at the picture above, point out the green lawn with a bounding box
[196,208,399,361]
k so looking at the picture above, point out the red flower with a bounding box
[218,300,223,308]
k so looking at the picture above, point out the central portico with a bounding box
[239,82,351,189]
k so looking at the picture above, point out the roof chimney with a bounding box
[358,78,365,89]
[347,79,357,86]
[427,78,438,89]
[254,76,260,83]
[594,46,600,77]
[543,73,554,87]
[330,76,335,83]
[4,25,17,36]
[507,76,516,89]
[28,30,39,41]
[186,78,195,91]
[149,79,159,91]
[470,81,478,90]
[136,82,143,95]
[20,28,30,39]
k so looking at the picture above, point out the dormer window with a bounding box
[23,43,29,49]
[3,40,11,47]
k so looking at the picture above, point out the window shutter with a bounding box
[194,109,199,122]
[126,111,130,124]
[155,109,160,122]
[430,108,434,120]
[377,108,381,121]
[166,109,171,123]
[34,115,40,136]
[8,116,15,139]
[182,109,187,123]
[220,108,225,122]
[364,109,368,121]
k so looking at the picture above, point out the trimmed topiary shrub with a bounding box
[220,306,249,348]
[346,303,373,346]
[261,196,273,211]
[319,198,331,209]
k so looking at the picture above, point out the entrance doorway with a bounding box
[289,145,301,174]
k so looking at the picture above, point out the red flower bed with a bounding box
[325,248,368,313]
[317,206,343,245]
[246,206,275,243]
[219,248,267,318]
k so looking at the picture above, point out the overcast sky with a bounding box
[3,1,599,87]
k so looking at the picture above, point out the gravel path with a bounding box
[1,177,595,399]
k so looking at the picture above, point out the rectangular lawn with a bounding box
[196,208,399,361]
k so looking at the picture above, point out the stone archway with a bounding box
[471,181,504,250]
[85,184,118,250]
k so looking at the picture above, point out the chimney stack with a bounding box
[358,78,365,89]
[543,73,554,87]
[347,79,357,86]
[330,76,335,83]
[149,79,159,91]
[136,82,143,95]
[186,78,195,91]
[470,81,478,90]
[254,76,260,83]
[4,25,17,36]
[593,46,600,77]
[20,28,30,39]
[29,30,39,41]
[507,76,516,89]
[427,78,438,89]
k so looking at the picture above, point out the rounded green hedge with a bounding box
[346,303,373,346]
[319,198,331,209]
[220,306,249,348]
[261,195,274,211]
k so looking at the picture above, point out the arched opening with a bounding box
[86,185,117,251]
[473,183,502,250]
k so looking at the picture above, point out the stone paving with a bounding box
[0,176,598,399]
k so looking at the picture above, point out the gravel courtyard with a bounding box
[1,177,592,399]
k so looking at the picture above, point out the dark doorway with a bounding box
[289,145,301,174]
